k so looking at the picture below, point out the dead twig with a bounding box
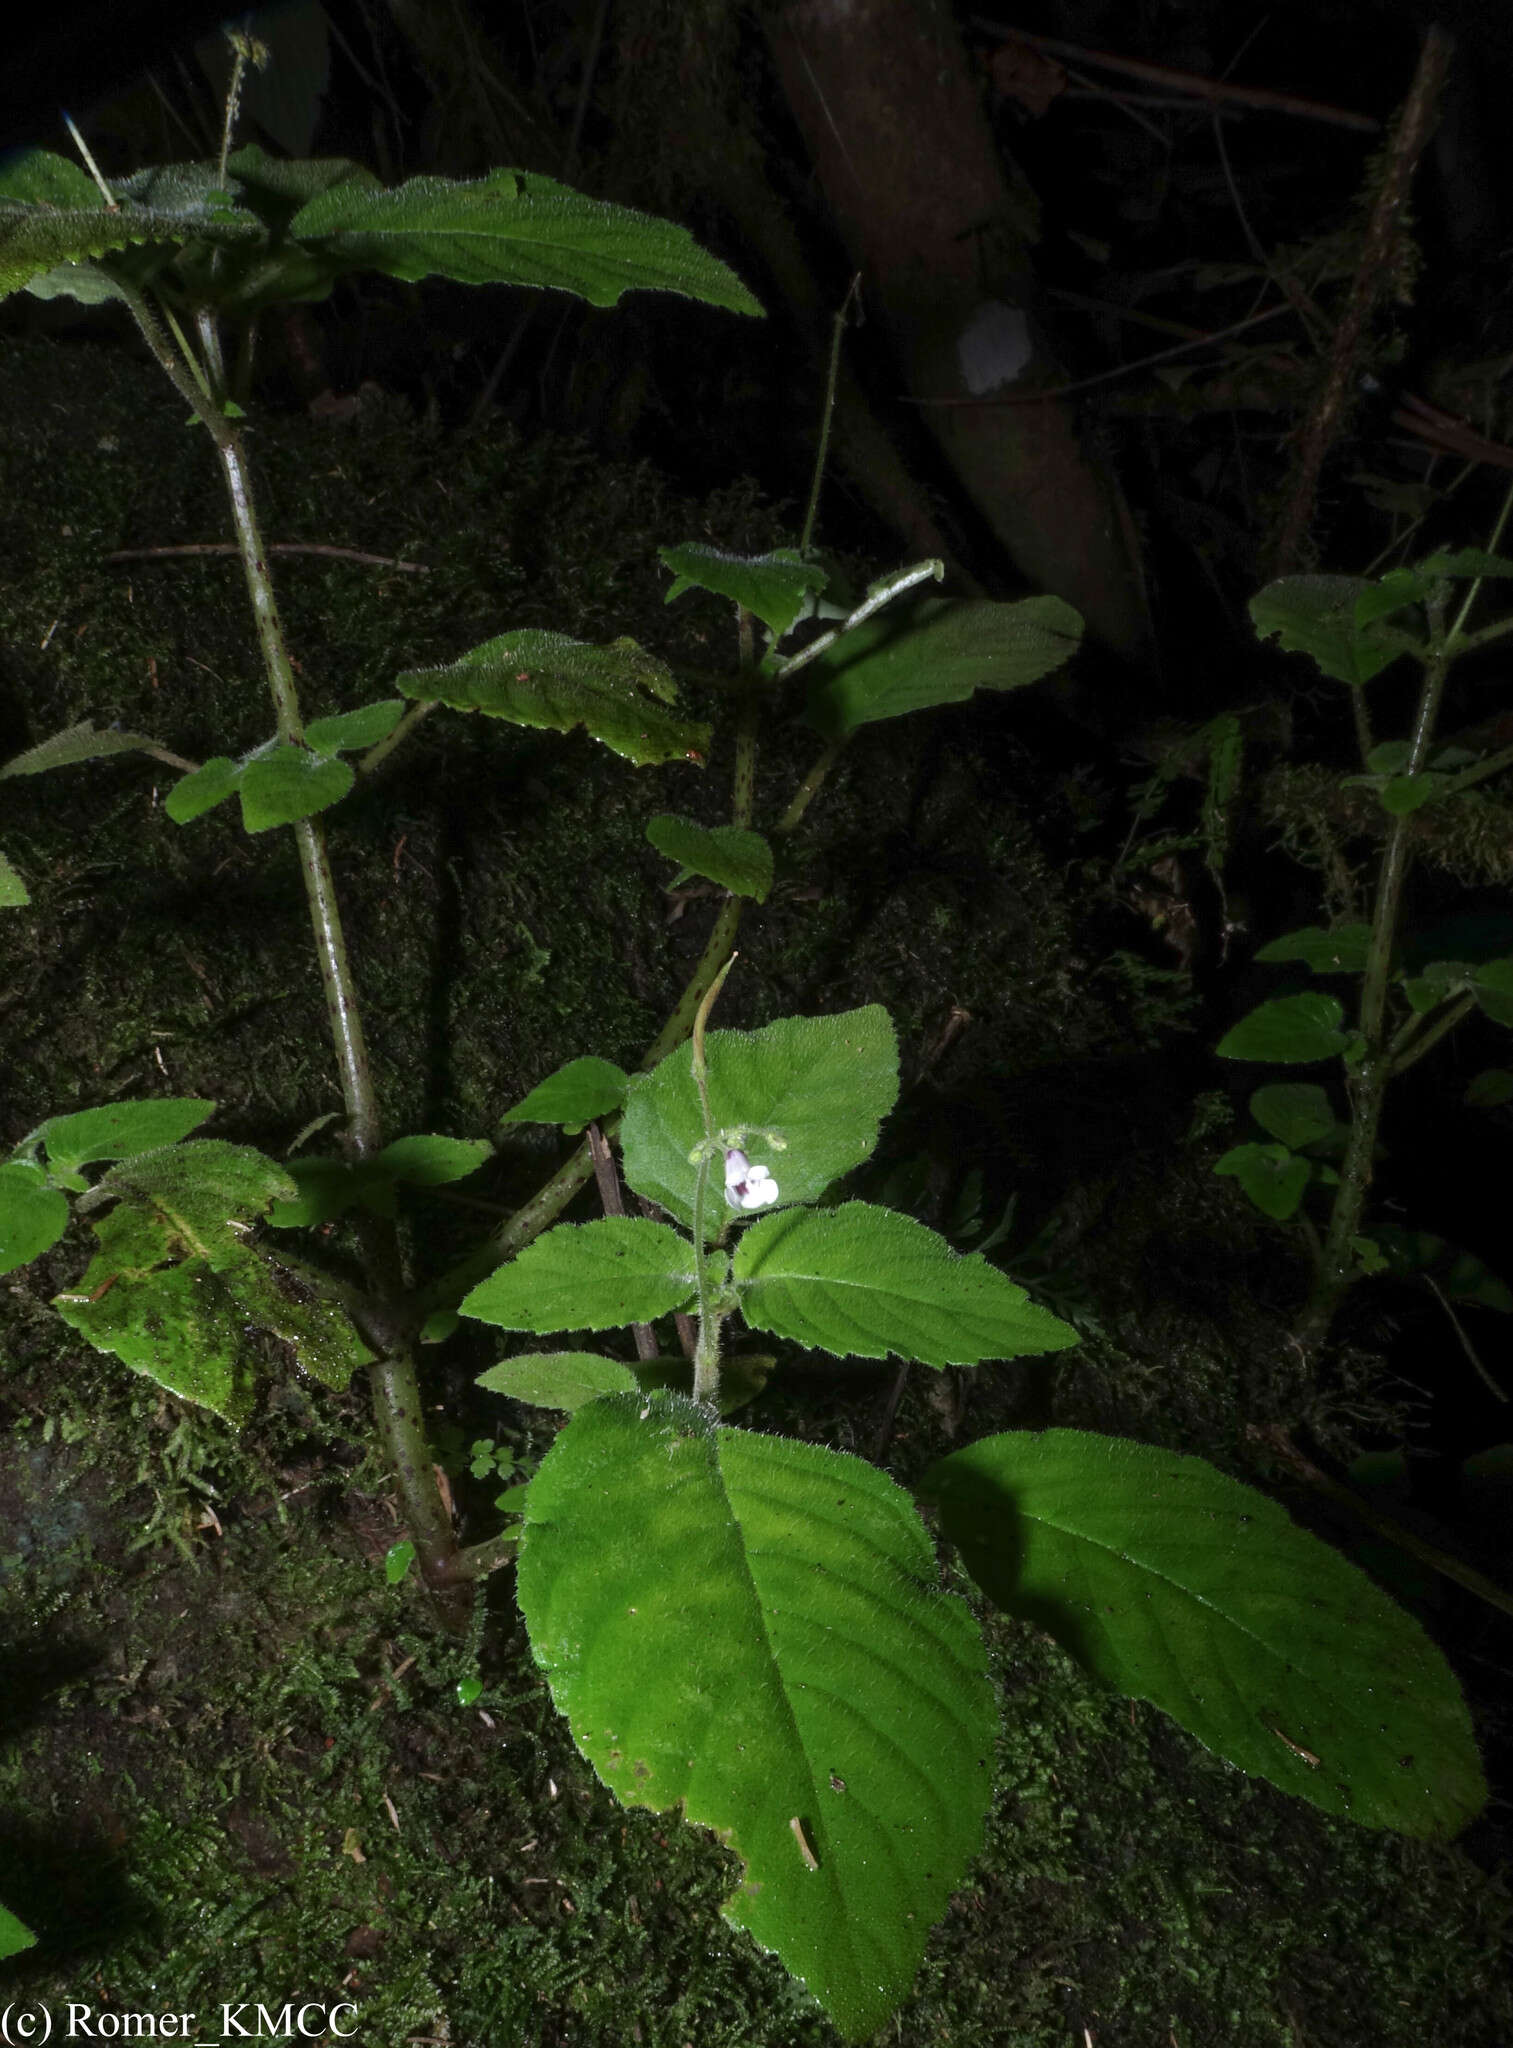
[103,541,429,573]
[975,20,1379,132]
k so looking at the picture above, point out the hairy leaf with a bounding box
[659,542,826,639]
[1248,1083,1336,1150]
[645,815,772,901]
[1254,924,1373,972]
[921,1430,1486,1837]
[620,1008,899,1230]
[804,596,1083,738]
[1213,1141,1311,1221]
[395,629,709,766]
[1249,577,1410,686]
[517,1394,996,2039]
[460,1217,700,1332]
[57,1142,371,1417]
[733,1202,1078,1364]
[1216,994,1349,1063]
[287,168,762,313]
[39,1098,216,1172]
[0,1162,70,1276]
[0,719,171,779]
[500,1056,629,1131]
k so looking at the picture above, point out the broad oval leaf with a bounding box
[287,168,762,314]
[500,1056,629,1130]
[0,1162,70,1276]
[460,1216,699,1332]
[1249,577,1407,686]
[1254,924,1372,973]
[659,542,826,640]
[517,1394,996,2040]
[646,815,772,901]
[39,1097,216,1172]
[620,1007,899,1230]
[1213,1141,1311,1221]
[165,755,240,824]
[478,1350,641,1410]
[1248,1083,1336,1150]
[56,1142,371,1417]
[395,628,709,766]
[804,595,1083,738]
[238,745,355,831]
[304,699,405,754]
[733,1202,1079,1365]
[920,1430,1486,1838]
[1216,993,1348,1063]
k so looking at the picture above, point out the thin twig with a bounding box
[103,541,429,573]
[906,303,1296,409]
[973,20,1379,132]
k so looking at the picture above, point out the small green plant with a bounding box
[1209,549,1513,1352]
[0,50,1489,2036]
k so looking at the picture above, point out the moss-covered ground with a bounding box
[1,335,1509,2045]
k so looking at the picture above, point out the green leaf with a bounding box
[620,1007,899,1231]
[804,596,1083,738]
[1380,772,1453,816]
[385,1539,417,1584]
[287,168,762,314]
[57,1142,372,1418]
[659,543,827,640]
[499,1056,629,1130]
[1254,924,1372,973]
[39,1097,216,1172]
[0,1161,70,1276]
[1248,1083,1336,1150]
[920,1430,1486,1838]
[395,628,709,767]
[164,755,241,824]
[478,1349,642,1410]
[517,1394,996,2040]
[1249,577,1410,686]
[238,745,355,831]
[1416,549,1513,580]
[0,176,259,301]
[224,144,381,221]
[376,1133,492,1185]
[1354,567,1432,626]
[304,699,405,753]
[1216,994,1349,1063]
[0,718,170,779]
[1471,958,1513,1027]
[733,1203,1079,1364]
[1365,1227,1513,1312]
[645,816,772,902]
[0,1901,36,1959]
[1213,1141,1311,1221]
[1465,1068,1513,1108]
[460,1217,699,1333]
[0,851,27,907]
[267,1135,491,1225]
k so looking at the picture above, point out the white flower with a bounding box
[724,1147,779,1211]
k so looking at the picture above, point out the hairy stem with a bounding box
[1296,629,1454,1349]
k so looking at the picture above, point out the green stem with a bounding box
[776,738,847,835]
[162,302,464,1619]
[1387,990,1477,1077]
[435,1521,523,1585]
[798,276,860,558]
[1296,628,1455,1350]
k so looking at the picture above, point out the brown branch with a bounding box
[103,541,430,573]
[981,22,1379,132]
[1266,28,1454,576]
